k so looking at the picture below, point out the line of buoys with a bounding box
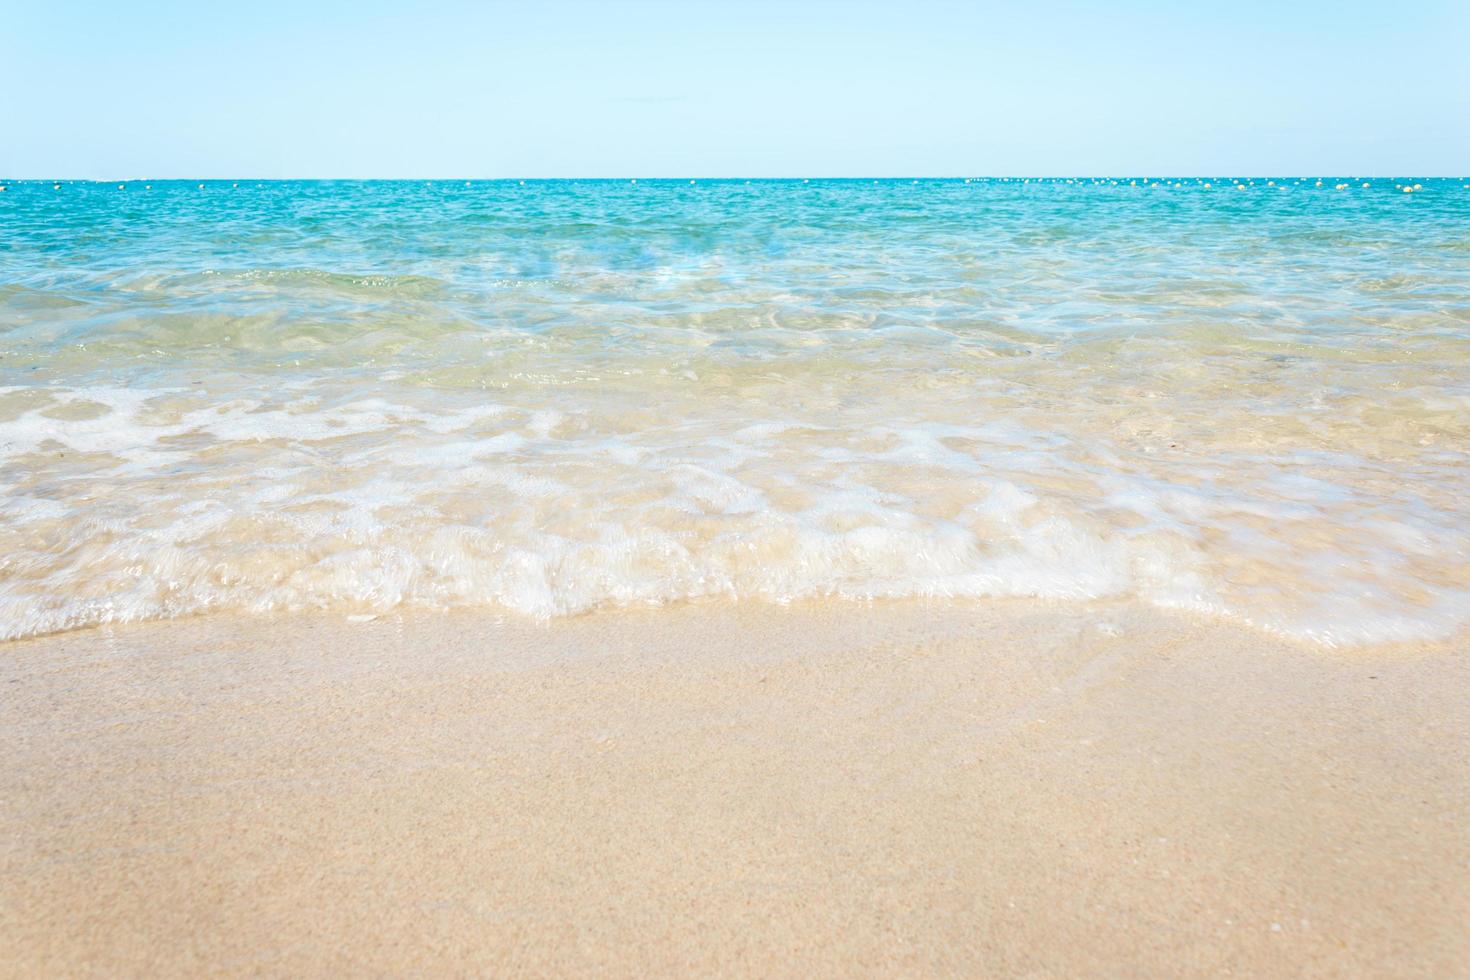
[7,177,1456,197]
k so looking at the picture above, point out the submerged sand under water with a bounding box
[3,600,1466,976]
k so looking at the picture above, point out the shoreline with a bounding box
[3,599,1467,976]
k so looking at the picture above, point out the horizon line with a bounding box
[4,174,1467,184]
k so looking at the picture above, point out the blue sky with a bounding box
[3,0,1467,177]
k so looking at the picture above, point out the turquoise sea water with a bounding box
[1,178,1467,643]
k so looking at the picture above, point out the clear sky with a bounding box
[3,0,1467,178]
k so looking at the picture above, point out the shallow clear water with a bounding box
[1,177,1467,644]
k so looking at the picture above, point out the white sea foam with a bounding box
[1,376,1465,646]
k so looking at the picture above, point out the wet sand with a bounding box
[2,600,1467,977]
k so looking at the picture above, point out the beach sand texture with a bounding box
[4,601,1466,977]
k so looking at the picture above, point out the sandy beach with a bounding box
[3,600,1466,976]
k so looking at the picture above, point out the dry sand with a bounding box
[2,599,1467,977]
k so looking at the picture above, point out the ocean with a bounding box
[1,177,1466,644]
